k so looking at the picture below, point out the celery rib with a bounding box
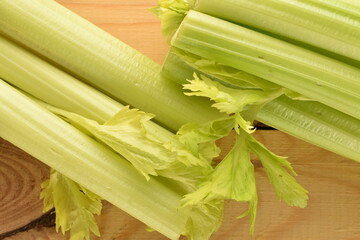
[0,36,121,124]
[0,80,187,239]
[193,0,360,63]
[258,96,360,162]
[171,11,360,121]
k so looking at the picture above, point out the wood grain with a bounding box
[1,0,360,239]
[0,139,50,235]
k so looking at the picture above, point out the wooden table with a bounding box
[1,1,359,239]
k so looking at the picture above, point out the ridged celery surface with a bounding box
[193,0,360,63]
[161,48,360,162]
[0,0,222,131]
[0,35,228,239]
[171,11,360,121]
[0,80,188,240]
[258,96,360,162]
[0,36,121,124]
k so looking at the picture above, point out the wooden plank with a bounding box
[1,0,359,239]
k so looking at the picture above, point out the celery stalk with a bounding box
[162,47,360,162]
[193,0,360,63]
[0,35,121,124]
[0,79,188,240]
[171,11,360,121]
[153,0,360,65]
[258,96,360,162]
[0,0,222,131]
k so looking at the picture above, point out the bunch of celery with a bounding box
[1,0,360,239]
[1,0,359,161]
[152,0,360,235]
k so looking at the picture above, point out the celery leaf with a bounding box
[184,74,281,133]
[183,200,224,240]
[51,106,176,180]
[182,134,258,233]
[175,117,234,162]
[40,169,102,240]
[47,105,214,186]
[247,135,309,208]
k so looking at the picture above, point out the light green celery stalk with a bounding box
[0,35,227,239]
[0,35,121,124]
[162,47,360,163]
[171,11,360,121]
[193,0,360,64]
[0,79,188,240]
[0,0,222,132]
[257,96,360,162]
[152,0,360,66]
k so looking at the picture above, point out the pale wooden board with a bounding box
[1,0,360,239]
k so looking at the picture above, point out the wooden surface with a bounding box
[1,0,360,239]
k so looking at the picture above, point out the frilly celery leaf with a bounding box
[183,74,281,133]
[46,105,215,186]
[175,117,235,162]
[182,72,308,234]
[40,169,102,240]
[183,200,224,240]
[49,105,177,180]
[233,112,255,134]
[182,134,258,233]
[247,135,309,208]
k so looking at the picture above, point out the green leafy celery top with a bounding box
[41,169,102,240]
[181,73,309,233]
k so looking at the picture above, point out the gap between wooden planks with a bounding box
[0,0,359,239]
